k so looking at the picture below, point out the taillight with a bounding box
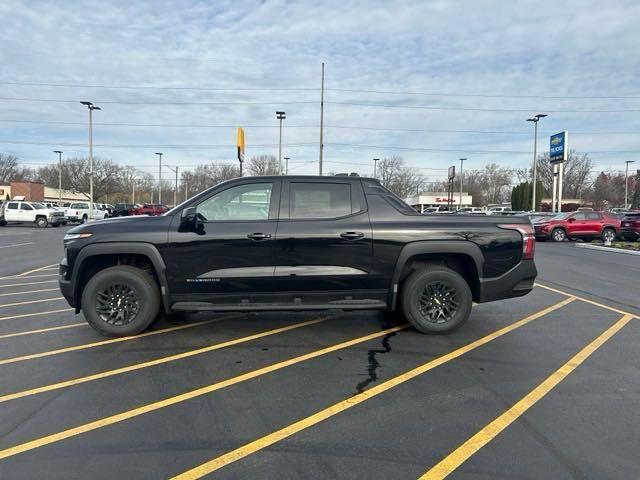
[498,223,536,260]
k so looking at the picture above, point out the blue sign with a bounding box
[550,131,568,163]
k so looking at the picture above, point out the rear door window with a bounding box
[290,182,351,219]
[6,202,18,210]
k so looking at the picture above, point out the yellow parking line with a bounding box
[0,323,408,461]
[4,263,59,279]
[0,323,86,340]
[535,282,639,319]
[0,280,58,289]
[0,317,331,403]
[420,313,634,480]
[0,297,65,309]
[169,297,576,480]
[0,308,74,323]
[0,317,234,366]
[0,288,59,297]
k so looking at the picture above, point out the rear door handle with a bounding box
[247,232,271,241]
[340,231,364,240]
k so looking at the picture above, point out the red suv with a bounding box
[620,212,640,241]
[534,211,620,243]
[129,204,169,216]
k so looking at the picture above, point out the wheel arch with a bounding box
[72,243,170,313]
[390,241,484,308]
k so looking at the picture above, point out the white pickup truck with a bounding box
[64,202,109,223]
[0,200,66,227]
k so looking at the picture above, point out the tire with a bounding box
[52,223,60,228]
[0,220,6,226]
[400,265,473,334]
[35,216,48,228]
[81,265,160,337]
[551,228,566,242]
[81,215,88,224]
[602,228,616,243]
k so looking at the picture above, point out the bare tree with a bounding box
[0,153,33,183]
[536,150,593,199]
[481,163,513,204]
[376,156,424,198]
[246,155,280,176]
[180,162,239,197]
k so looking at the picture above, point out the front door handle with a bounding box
[340,231,365,240]
[247,232,271,241]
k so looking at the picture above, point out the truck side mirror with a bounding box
[179,206,204,234]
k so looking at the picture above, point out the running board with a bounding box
[171,300,387,312]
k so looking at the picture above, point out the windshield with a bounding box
[31,203,46,209]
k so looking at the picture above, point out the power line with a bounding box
[0,97,316,106]
[3,96,640,113]
[327,88,640,100]
[0,140,316,149]
[3,80,638,100]
[0,81,318,92]
[2,118,639,136]
[327,101,640,114]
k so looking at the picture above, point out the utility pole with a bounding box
[155,152,163,204]
[80,102,100,221]
[319,62,325,175]
[527,114,547,211]
[373,158,379,177]
[276,111,286,175]
[284,157,290,175]
[53,150,63,205]
[625,160,636,209]
[459,158,466,209]
[166,165,179,207]
[132,176,136,204]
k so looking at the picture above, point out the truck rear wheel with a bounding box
[81,265,160,337]
[400,266,472,334]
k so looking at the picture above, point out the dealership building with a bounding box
[404,192,473,212]
[0,181,88,203]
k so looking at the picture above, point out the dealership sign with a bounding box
[550,131,568,163]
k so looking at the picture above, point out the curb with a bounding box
[574,243,640,256]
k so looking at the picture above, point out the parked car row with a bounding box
[532,211,636,242]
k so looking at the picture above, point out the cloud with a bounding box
[1,0,639,180]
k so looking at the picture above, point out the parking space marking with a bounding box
[419,313,634,480]
[0,288,59,297]
[536,282,639,319]
[0,316,237,366]
[0,280,58,289]
[13,263,59,278]
[0,323,86,340]
[0,242,34,249]
[0,317,331,404]
[169,297,576,479]
[0,273,58,281]
[0,308,74,323]
[0,297,65,309]
[0,323,408,461]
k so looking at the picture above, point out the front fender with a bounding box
[70,242,171,313]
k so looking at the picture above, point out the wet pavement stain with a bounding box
[353,323,397,395]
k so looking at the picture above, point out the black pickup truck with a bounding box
[59,176,537,337]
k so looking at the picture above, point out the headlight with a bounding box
[63,233,92,242]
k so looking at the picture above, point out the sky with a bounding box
[1,0,639,182]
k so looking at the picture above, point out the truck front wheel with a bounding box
[81,265,160,337]
[35,216,48,228]
[400,266,472,334]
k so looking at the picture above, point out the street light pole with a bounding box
[625,160,635,209]
[527,114,547,211]
[165,165,179,206]
[80,102,101,221]
[276,111,286,175]
[284,157,290,175]
[373,158,380,177]
[459,158,466,209]
[53,150,63,205]
[155,152,163,204]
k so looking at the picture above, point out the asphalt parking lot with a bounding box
[0,225,638,479]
